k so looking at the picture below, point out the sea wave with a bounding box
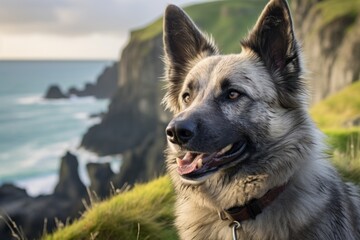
[15,174,58,196]
[16,95,43,105]
[75,148,122,184]
[72,112,102,126]
[0,139,122,197]
[17,95,98,106]
[0,139,79,179]
[73,112,89,120]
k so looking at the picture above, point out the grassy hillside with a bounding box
[315,0,360,28]
[311,81,360,129]
[44,176,177,240]
[132,0,268,53]
[311,81,360,182]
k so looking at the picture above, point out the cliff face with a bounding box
[81,33,170,184]
[0,152,88,240]
[292,0,360,103]
[44,62,118,99]
[81,34,168,155]
[81,0,360,185]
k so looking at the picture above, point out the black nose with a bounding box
[166,120,195,145]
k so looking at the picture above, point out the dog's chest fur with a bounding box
[171,162,360,240]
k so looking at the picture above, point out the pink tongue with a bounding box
[176,152,203,175]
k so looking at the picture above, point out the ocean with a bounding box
[0,60,120,196]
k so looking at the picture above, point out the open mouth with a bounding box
[176,141,248,180]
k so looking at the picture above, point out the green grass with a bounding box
[44,176,177,240]
[310,81,360,183]
[315,0,360,27]
[310,80,360,129]
[131,0,267,54]
[322,129,360,183]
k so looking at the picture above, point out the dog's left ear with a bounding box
[242,0,304,107]
[163,5,218,113]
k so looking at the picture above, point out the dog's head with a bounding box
[163,0,310,186]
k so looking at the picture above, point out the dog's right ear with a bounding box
[163,5,218,113]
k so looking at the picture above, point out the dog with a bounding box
[162,0,360,239]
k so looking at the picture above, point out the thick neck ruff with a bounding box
[219,184,287,223]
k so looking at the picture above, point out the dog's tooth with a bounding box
[219,144,233,155]
[197,158,203,169]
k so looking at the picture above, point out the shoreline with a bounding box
[0,150,122,197]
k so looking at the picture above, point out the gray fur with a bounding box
[162,0,360,239]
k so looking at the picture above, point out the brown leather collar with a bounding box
[219,184,286,223]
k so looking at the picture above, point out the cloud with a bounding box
[0,0,206,36]
[0,0,206,59]
[0,33,127,60]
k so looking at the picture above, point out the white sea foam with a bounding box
[68,95,97,103]
[12,151,122,197]
[75,148,122,185]
[0,139,79,178]
[15,174,58,196]
[1,60,113,197]
[3,140,122,197]
[73,112,102,126]
[17,95,43,105]
[86,116,102,126]
[17,95,98,106]
[73,112,89,120]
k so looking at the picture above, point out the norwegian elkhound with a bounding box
[162,0,360,239]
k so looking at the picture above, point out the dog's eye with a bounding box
[228,90,241,100]
[182,93,191,104]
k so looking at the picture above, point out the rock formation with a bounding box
[81,33,169,186]
[44,85,68,99]
[291,0,360,103]
[44,62,118,100]
[54,151,87,200]
[87,162,115,199]
[0,152,88,240]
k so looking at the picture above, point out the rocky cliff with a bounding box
[0,152,88,240]
[81,0,360,186]
[292,0,360,103]
[44,62,118,99]
[81,33,170,184]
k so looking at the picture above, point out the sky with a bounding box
[0,0,207,60]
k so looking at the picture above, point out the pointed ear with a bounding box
[242,0,304,107]
[163,4,218,113]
